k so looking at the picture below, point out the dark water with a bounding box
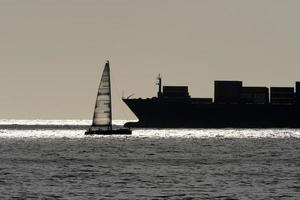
[0,134,300,199]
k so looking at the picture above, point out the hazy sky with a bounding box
[1,0,300,119]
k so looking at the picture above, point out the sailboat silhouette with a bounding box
[85,61,132,135]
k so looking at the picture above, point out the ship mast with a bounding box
[157,74,162,98]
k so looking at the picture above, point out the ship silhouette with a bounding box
[123,75,300,128]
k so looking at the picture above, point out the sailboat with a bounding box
[85,61,132,135]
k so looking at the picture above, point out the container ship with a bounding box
[123,75,300,128]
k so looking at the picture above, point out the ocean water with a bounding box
[0,120,299,199]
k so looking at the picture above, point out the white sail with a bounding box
[92,61,112,129]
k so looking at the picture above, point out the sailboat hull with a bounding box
[85,128,132,135]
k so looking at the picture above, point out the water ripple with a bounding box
[0,120,299,199]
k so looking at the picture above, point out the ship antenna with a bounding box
[157,74,162,98]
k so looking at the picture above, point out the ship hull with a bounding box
[123,99,300,128]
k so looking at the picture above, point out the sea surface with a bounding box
[0,120,299,199]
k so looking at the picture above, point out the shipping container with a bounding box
[214,81,242,104]
[192,98,213,104]
[270,87,294,104]
[240,87,269,104]
[162,86,190,98]
[163,86,188,93]
[296,82,300,104]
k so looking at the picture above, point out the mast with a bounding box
[157,74,162,98]
[107,61,113,130]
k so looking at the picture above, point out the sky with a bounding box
[1,0,300,119]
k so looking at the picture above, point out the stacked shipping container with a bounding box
[296,82,300,104]
[162,86,190,99]
[240,87,269,104]
[214,81,242,104]
[160,81,300,105]
[270,87,294,105]
[214,81,299,105]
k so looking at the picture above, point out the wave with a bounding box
[0,120,299,138]
[0,124,90,130]
[0,120,129,130]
